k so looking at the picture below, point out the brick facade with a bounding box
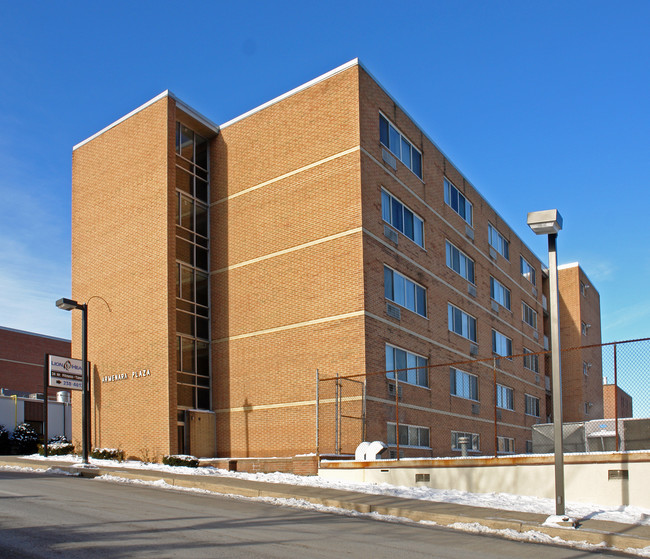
[69,60,596,462]
[0,326,71,399]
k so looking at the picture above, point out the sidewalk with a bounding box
[2,455,649,553]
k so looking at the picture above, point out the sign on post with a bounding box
[48,355,83,391]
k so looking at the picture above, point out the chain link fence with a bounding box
[316,337,650,459]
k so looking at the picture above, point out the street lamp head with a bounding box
[527,209,563,235]
[56,297,82,311]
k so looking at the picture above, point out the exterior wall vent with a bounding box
[496,409,502,421]
[491,300,499,313]
[467,284,477,297]
[489,247,498,260]
[388,382,402,398]
[384,225,398,244]
[415,473,430,483]
[386,302,401,320]
[382,147,397,170]
[465,225,474,240]
[471,403,480,415]
[469,343,479,356]
[532,286,538,297]
[533,330,539,340]
[535,373,540,385]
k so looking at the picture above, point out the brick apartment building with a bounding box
[557,263,604,421]
[0,326,71,399]
[69,59,600,461]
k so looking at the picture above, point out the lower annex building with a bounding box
[69,59,600,461]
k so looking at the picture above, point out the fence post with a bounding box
[493,357,498,458]
[335,372,339,456]
[614,344,619,452]
[395,374,400,460]
[316,369,319,462]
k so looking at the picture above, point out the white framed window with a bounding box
[387,422,430,447]
[490,276,511,310]
[497,384,514,410]
[523,348,539,373]
[445,241,475,284]
[581,321,588,336]
[488,224,509,260]
[497,436,515,454]
[384,266,427,317]
[444,178,473,226]
[379,114,422,178]
[520,256,536,286]
[381,189,424,247]
[525,394,540,417]
[450,367,479,401]
[386,345,428,388]
[451,431,480,452]
[492,329,512,359]
[448,303,477,342]
[522,302,537,329]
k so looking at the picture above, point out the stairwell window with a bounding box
[381,189,424,247]
[379,114,422,178]
[384,266,427,317]
[444,179,473,226]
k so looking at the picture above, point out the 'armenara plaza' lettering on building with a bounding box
[102,369,151,383]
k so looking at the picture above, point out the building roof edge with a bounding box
[73,90,219,151]
[219,58,360,129]
[0,325,71,343]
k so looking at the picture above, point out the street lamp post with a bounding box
[527,209,565,516]
[56,297,89,465]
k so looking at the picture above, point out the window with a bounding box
[522,302,537,329]
[451,431,480,452]
[384,266,427,317]
[448,303,477,342]
[580,281,587,296]
[444,179,473,226]
[446,241,475,283]
[488,224,509,260]
[581,321,589,336]
[498,436,515,454]
[583,361,589,376]
[386,345,428,388]
[520,257,536,286]
[379,114,422,178]
[387,423,430,447]
[490,277,511,310]
[525,394,540,417]
[381,190,424,247]
[496,384,514,410]
[523,348,539,373]
[450,367,479,401]
[492,329,513,359]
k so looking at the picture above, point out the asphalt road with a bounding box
[0,470,632,558]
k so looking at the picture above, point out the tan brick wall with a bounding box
[71,97,174,461]
[558,265,603,422]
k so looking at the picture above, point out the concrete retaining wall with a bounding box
[319,452,650,507]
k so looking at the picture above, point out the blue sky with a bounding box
[0,1,648,350]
